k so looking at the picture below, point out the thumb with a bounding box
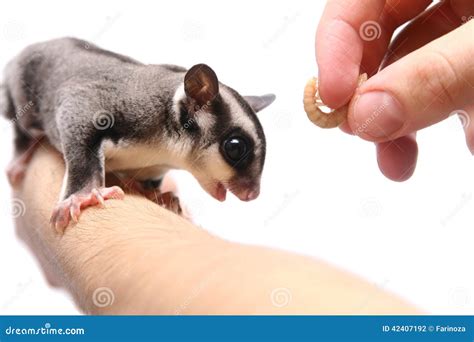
[348,20,474,142]
[462,103,474,154]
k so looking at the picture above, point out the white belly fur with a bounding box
[103,140,175,180]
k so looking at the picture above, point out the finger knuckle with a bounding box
[412,51,459,109]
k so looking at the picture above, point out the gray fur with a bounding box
[1,37,275,201]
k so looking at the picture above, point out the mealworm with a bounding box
[303,73,367,128]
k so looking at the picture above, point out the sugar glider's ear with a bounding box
[244,94,276,113]
[184,64,219,107]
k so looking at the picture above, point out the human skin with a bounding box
[316,0,474,181]
[12,144,419,314]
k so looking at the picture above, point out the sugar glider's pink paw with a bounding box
[50,186,125,233]
[6,160,27,186]
[7,136,45,187]
[156,191,182,216]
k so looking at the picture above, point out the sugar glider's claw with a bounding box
[303,74,367,128]
[50,186,125,233]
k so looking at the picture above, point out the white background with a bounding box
[0,0,473,315]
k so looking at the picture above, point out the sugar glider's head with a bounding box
[173,64,275,202]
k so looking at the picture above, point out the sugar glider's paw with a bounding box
[139,188,183,216]
[50,186,125,233]
[156,191,183,216]
[117,177,183,216]
[7,136,45,187]
[6,159,28,186]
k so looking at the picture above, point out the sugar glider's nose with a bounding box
[243,187,260,201]
[231,181,260,202]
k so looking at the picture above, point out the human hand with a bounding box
[316,0,474,181]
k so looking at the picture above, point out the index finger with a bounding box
[315,0,387,108]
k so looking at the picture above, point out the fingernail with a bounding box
[353,91,405,139]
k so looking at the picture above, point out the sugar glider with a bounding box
[1,37,275,232]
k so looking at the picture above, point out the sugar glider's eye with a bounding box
[223,137,248,162]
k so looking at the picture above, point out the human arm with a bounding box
[13,144,419,314]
